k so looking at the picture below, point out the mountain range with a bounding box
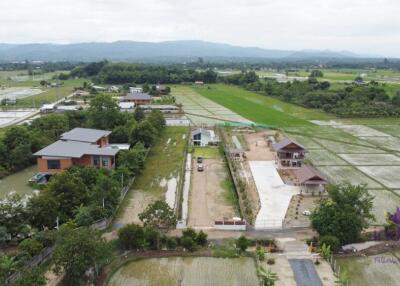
[0,40,367,62]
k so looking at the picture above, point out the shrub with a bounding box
[118,224,146,250]
[181,236,196,252]
[319,235,341,252]
[266,258,275,265]
[196,231,208,247]
[256,248,265,261]
[182,228,197,240]
[166,237,178,250]
[236,235,250,252]
[19,238,44,257]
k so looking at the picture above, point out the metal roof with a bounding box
[60,128,111,143]
[34,140,119,158]
[272,138,306,152]
[122,93,151,101]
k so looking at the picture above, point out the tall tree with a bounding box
[88,94,122,130]
[311,184,374,244]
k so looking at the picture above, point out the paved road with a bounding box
[289,259,323,286]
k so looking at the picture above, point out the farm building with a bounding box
[129,87,143,93]
[121,93,152,105]
[191,128,219,146]
[273,138,307,168]
[118,102,135,112]
[34,128,120,173]
[294,165,327,194]
[141,105,179,113]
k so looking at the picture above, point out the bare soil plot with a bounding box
[308,149,348,166]
[317,166,383,189]
[243,131,276,161]
[188,159,236,227]
[339,153,400,166]
[368,189,400,225]
[285,195,321,228]
[357,166,400,189]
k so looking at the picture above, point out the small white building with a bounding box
[40,104,55,113]
[191,128,219,146]
[118,102,135,112]
[129,87,143,93]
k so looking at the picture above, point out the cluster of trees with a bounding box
[311,184,375,248]
[70,62,218,84]
[118,200,207,252]
[0,113,86,178]
[225,71,400,117]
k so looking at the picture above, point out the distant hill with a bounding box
[0,40,364,62]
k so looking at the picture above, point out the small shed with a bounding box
[294,165,327,194]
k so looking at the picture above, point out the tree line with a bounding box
[222,71,400,117]
[70,61,218,84]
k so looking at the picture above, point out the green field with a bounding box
[193,147,221,159]
[132,126,188,195]
[193,84,334,127]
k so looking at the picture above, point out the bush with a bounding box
[196,231,208,247]
[181,236,196,252]
[166,237,178,250]
[319,235,341,252]
[267,258,275,265]
[236,235,250,252]
[182,228,197,240]
[18,238,44,257]
[256,248,265,261]
[118,224,146,250]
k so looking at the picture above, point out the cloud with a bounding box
[0,0,399,56]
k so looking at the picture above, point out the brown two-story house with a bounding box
[273,138,307,169]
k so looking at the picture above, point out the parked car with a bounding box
[197,156,203,163]
[197,164,204,172]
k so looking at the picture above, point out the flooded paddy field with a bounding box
[107,257,259,286]
[0,165,37,198]
[0,108,37,127]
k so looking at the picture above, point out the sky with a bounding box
[0,0,399,57]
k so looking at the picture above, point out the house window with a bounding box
[93,156,100,167]
[47,160,61,170]
[102,157,109,167]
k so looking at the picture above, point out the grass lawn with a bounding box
[193,84,334,127]
[193,147,221,159]
[132,126,188,196]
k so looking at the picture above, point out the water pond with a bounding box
[107,257,259,286]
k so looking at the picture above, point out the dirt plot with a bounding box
[357,166,400,189]
[317,166,383,189]
[308,149,348,166]
[339,153,400,166]
[188,159,235,227]
[243,131,276,161]
[285,195,321,228]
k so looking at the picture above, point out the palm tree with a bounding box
[257,266,278,286]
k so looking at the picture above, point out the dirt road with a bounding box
[188,159,235,228]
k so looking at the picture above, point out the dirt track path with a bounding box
[188,159,235,228]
